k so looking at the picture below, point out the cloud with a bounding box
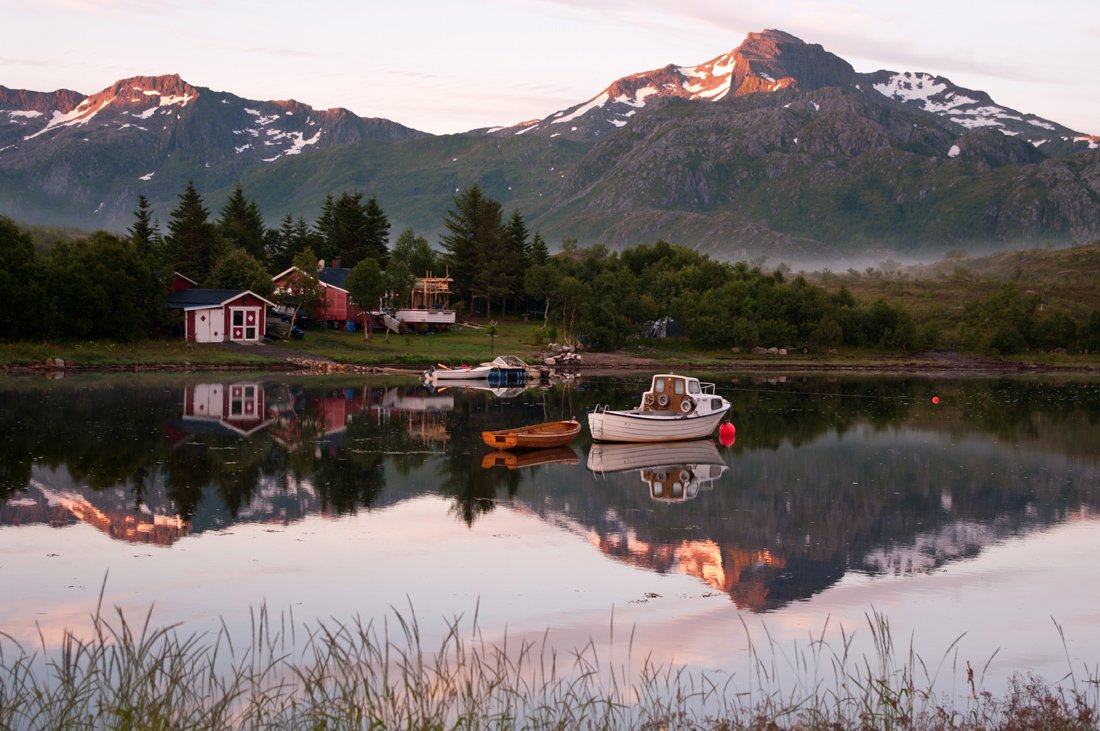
[243,47,321,59]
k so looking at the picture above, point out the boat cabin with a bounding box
[640,374,718,415]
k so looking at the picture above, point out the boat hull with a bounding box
[482,420,581,449]
[587,406,728,443]
[432,366,492,380]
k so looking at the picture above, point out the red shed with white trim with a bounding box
[167,289,276,343]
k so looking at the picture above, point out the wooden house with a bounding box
[167,288,275,343]
[271,263,365,327]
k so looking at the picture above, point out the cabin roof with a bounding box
[166,288,276,310]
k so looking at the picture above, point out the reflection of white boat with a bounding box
[424,355,528,383]
[586,440,723,473]
[425,378,529,398]
[588,374,730,442]
[587,440,727,502]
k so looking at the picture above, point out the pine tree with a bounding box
[267,213,297,272]
[529,232,550,267]
[166,181,217,280]
[129,194,156,255]
[469,196,511,316]
[441,184,511,310]
[362,196,390,268]
[504,210,530,312]
[316,192,381,268]
[314,194,337,260]
[218,184,266,262]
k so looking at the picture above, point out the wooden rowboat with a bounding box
[481,419,581,450]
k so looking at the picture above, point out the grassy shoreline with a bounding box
[2,320,1099,375]
[2,601,1095,730]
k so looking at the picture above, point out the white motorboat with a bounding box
[423,355,529,383]
[587,373,730,443]
[586,440,727,502]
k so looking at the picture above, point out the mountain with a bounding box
[0,74,425,226]
[480,29,1090,153]
[3,31,1100,261]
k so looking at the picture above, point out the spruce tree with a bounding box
[504,210,530,312]
[529,232,550,267]
[129,194,156,255]
[362,196,390,268]
[166,181,217,280]
[314,194,337,261]
[441,184,505,309]
[267,213,297,272]
[218,184,266,262]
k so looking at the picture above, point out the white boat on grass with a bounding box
[423,355,529,383]
[588,373,730,443]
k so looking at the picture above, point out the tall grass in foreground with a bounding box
[1,600,1096,730]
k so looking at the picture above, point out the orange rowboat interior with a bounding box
[481,420,581,450]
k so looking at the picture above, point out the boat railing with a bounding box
[698,382,717,395]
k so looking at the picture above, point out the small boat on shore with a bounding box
[481,419,581,450]
[588,374,730,443]
[424,355,529,383]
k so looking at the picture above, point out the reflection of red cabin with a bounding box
[271,263,366,326]
[182,383,272,436]
[269,387,373,450]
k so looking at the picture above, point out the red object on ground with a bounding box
[932,396,940,404]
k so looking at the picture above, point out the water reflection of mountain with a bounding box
[1,376,1098,607]
[527,425,1100,611]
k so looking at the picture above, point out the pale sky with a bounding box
[2,0,1097,135]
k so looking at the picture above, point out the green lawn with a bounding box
[276,318,550,366]
[0,318,552,368]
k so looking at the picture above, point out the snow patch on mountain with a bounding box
[552,93,610,125]
[23,95,116,140]
[873,72,977,112]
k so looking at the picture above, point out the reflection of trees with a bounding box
[3,376,1100,582]
[433,393,521,525]
[0,384,176,501]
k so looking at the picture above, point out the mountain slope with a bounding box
[2,30,1099,260]
[0,74,424,226]
[481,29,1091,156]
[530,86,1100,256]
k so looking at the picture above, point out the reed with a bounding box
[1,599,1095,730]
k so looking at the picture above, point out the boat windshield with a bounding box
[688,380,700,394]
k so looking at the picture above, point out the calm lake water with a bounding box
[1,372,1099,699]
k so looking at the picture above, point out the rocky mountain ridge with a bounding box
[2,30,1099,261]
[482,29,1093,156]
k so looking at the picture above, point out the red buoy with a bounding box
[932,396,940,405]
[719,422,736,447]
